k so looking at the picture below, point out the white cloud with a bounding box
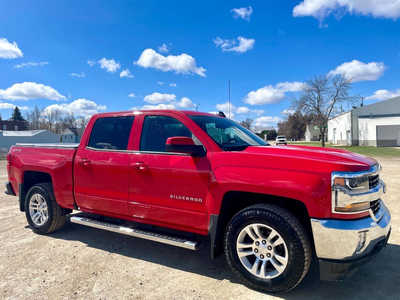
[144,92,176,104]
[70,72,86,78]
[136,48,206,77]
[128,93,136,98]
[158,43,169,53]
[0,102,29,110]
[276,82,306,92]
[43,98,106,117]
[282,109,295,115]
[157,81,165,85]
[231,6,253,21]
[328,60,385,82]
[236,106,250,114]
[14,61,48,69]
[140,103,176,110]
[0,38,23,59]
[136,96,195,110]
[98,57,121,73]
[245,81,305,105]
[177,97,195,109]
[0,82,66,101]
[120,69,134,78]
[216,103,263,117]
[214,36,255,53]
[366,89,400,101]
[87,60,96,67]
[253,116,282,130]
[293,0,400,20]
[169,83,177,87]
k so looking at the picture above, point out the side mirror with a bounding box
[165,137,206,157]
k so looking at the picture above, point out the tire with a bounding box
[25,183,66,234]
[224,204,311,293]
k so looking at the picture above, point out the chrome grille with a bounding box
[370,199,381,215]
[369,174,379,189]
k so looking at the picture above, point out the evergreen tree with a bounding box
[10,106,25,121]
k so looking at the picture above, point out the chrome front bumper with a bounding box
[311,201,391,261]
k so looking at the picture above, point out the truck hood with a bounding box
[238,145,376,172]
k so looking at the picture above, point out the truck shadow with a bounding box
[50,223,400,299]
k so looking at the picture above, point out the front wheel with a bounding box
[224,204,311,293]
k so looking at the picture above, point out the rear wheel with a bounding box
[25,183,66,234]
[224,204,311,293]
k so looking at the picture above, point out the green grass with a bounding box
[287,141,400,157]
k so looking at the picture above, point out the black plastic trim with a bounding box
[5,182,16,196]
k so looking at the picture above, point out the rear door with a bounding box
[128,113,212,233]
[74,115,135,216]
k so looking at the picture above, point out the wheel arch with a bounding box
[209,191,314,259]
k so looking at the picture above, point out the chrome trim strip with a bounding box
[311,201,391,260]
[16,143,79,149]
[70,216,198,250]
[331,164,384,214]
[85,146,192,156]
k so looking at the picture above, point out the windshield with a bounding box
[190,115,268,151]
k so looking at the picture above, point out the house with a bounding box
[328,96,400,147]
[305,124,321,142]
[0,120,28,131]
[60,127,83,143]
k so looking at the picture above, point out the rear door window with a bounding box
[88,116,134,150]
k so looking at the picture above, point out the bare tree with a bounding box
[240,118,253,130]
[26,106,43,130]
[294,75,355,147]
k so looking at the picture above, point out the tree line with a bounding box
[6,105,87,134]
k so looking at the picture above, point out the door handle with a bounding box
[134,162,148,171]
[80,158,91,167]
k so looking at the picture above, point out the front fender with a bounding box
[209,165,331,219]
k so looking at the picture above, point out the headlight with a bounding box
[333,176,369,193]
[331,165,382,214]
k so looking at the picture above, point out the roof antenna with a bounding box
[218,111,226,118]
[228,80,231,119]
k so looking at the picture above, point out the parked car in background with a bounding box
[275,135,287,145]
[5,110,391,293]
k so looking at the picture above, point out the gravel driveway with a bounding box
[1,158,399,299]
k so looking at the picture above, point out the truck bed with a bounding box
[8,144,78,210]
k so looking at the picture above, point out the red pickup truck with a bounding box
[5,110,391,292]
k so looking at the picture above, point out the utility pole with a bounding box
[228,80,231,119]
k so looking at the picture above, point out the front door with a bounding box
[128,114,211,233]
[74,116,135,216]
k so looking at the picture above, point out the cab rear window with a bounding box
[88,116,134,150]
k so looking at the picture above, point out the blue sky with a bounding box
[0,0,399,129]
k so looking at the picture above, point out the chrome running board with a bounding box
[70,216,198,250]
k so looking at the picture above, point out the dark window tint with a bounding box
[140,116,192,152]
[88,116,134,150]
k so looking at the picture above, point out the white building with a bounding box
[328,111,352,145]
[0,130,72,152]
[305,124,321,142]
[328,96,400,147]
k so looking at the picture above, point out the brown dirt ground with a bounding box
[0,158,399,300]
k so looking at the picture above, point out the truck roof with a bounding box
[92,110,217,118]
